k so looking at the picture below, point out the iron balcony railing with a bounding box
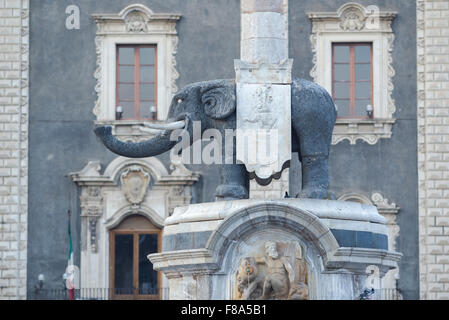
[31,287,402,300]
[31,287,170,300]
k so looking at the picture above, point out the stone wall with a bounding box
[0,0,29,300]
[418,0,449,300]
[250,170,289,199]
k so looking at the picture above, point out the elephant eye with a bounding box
[177,98,183,104]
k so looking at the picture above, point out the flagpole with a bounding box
[67,209,75,300]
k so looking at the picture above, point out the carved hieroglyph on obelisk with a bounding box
[236,0,292,184]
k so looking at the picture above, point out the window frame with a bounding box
[93,5,181,129]
[109,220,162,300]
[116,44,158,120]
[308,3,397,145]
[332,42,373,119]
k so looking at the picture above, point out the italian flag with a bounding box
[67,210,75,300]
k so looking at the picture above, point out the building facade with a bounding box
[417,0,449,300]
[0,0,446,300]
[0,0,28,299]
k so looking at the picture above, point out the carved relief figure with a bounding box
[245,85,278,129]
[235,258,264,300]
[234,241,309,300]
[262,241,295,299]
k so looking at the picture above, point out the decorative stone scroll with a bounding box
[234,241,308,300]
[79,185,103,253]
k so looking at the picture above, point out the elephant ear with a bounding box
[201,82,236,120]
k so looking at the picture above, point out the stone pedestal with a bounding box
[148,199,401,300]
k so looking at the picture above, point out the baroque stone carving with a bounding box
[309,32,318,82]
[372,193,399,212]
[244,85,278,129]
[371,193,400,250]
[168,186,187,216]
[234,241,308,300]
[76,182,103,253]
[120,166,150,206]
[171,36,180,94]
[169,157,193,177]
[386,34,396,117]
[340,7,366,31]
[331,119,396,145]
[75,161,101,177]
[235,257,264,299]
[89,217,98,253]
[87,187,101,197]
[125,12,148,33]
[93,36,103,118]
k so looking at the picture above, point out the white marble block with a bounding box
[236,83,291,179]
[236,0,291,182]
[241,12,288,64]
[240,0,288,65]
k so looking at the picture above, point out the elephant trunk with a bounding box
[94,125,178,158]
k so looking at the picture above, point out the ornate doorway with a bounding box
[109,215,161,300]
[70,156,199,299]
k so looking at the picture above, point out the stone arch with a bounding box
[119,4,154,20]
[337,192,372,205]
[105,205,164,231]
[206,203,340,268]
[337,2,367,19]
[104,156,169,183]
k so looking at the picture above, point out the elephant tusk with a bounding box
[143,120,186,130]
[139,127,163,135]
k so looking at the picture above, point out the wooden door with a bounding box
[109,215,161,300]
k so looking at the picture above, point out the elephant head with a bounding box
[94,79,236,158]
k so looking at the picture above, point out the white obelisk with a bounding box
[236,0,292,184]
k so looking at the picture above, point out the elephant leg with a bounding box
[215,164,249,200]
[291,79,336,200]
[296,155,329,199]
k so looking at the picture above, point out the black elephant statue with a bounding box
[94,78,336,201]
